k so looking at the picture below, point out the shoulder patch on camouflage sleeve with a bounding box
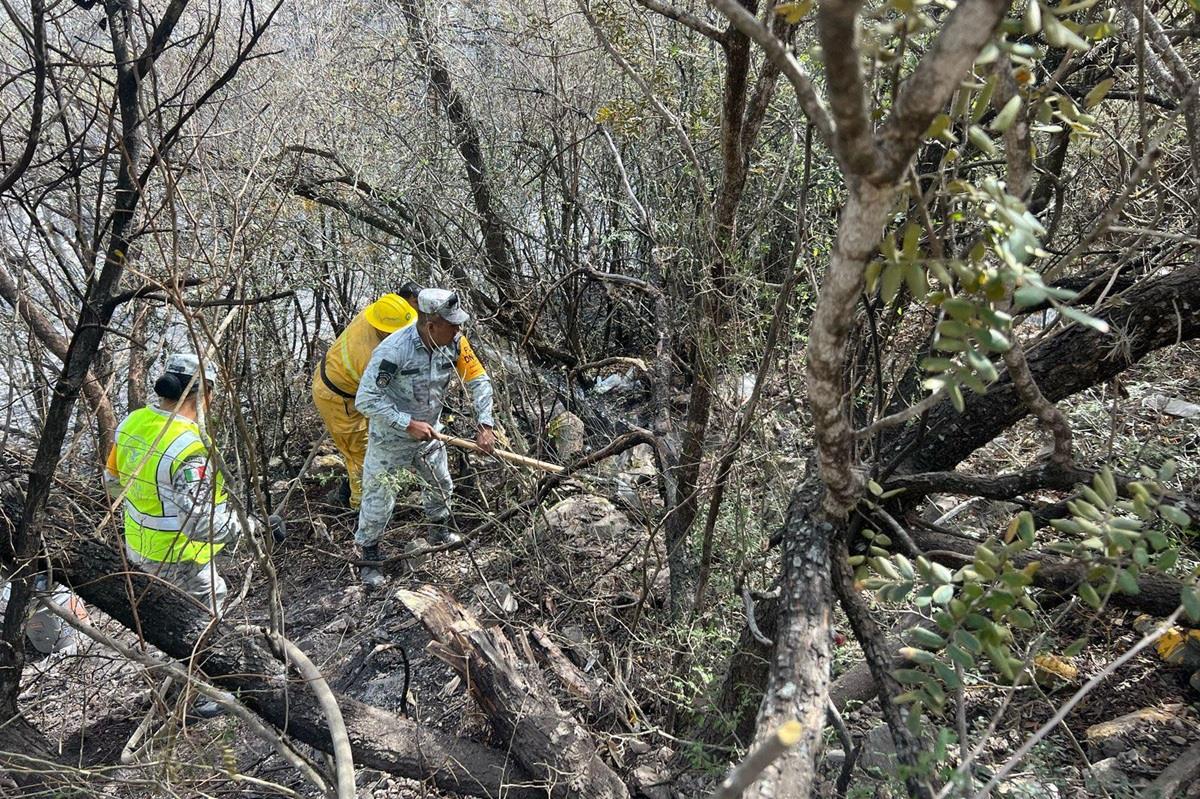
[377,359,398,388]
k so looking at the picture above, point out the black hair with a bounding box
[153,371,198,401]
[400,280,422,303]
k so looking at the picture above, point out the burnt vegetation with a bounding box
[1,0,1199,797]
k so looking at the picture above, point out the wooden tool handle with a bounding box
[433,431,565,474]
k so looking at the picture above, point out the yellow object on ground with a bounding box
[1033,654,1079,682]
[313,300,415,507]
[1134,614,1200,692]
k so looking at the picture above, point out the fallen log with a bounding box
[910,527,1186,616]
[1145,740,1200,799]
[0,715,74,795]
[31,534,542,798]
[829,614,933,714]
[526,626,627,731]
[398,585,630,799]
[890,261,1200,474]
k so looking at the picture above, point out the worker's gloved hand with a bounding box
[267,514,287,544]
[406,419,436,442]
[475,425,496,455]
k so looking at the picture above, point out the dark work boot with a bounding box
[358,544,385,588]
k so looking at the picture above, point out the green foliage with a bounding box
[859,0,1131,421]
[854,467,1194,735]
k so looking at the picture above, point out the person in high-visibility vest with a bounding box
[105,353,265,615]
[311,284,420,509]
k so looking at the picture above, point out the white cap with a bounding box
[164,352,219,385]
[417,288,469,325]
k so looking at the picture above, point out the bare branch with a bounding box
[635,0,726,42]
[816,0,879,176]
[708,0,835,150]
[1003,341,1074,467]
[579,0,708,202]
[0,0,45,194]
[878,0,1009,182]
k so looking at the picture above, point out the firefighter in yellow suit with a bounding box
[312,284,420,508]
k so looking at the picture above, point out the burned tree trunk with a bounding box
[1,514,543,798]
[890,260,1200,474]
[399,586,630,799]
[745,487,834,799]
[910,526,1188,617]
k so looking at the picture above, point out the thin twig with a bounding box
[256,627,356,799]
[742,584,773,646]
[970,606,1185,798]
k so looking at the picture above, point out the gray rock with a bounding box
[540,495,639,541]
[311,453,346,474]
[1143,394,1200,419]
[1086,705,1185,759]
[547,411,585,460]
[593,369,638,395]
[999,777,1061,798]
[632,765,673,799]
[402,537,429,571]
[626,738,652,755]
[1083,757,1131,795]
[618,444,658,483]
[858,723,897,772]
[613,476,642,513]
[323,616,353,635]
[473,580,518,615]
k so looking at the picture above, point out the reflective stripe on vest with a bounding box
[113,406,227,565]
[339,336,362,385]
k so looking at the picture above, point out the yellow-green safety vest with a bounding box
[112,406,228,565]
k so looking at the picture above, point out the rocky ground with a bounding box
[9,343,1200,797]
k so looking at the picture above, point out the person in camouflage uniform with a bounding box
[352,288,495,586]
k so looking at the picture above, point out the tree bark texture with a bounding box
[831,533,932,799]
[2,524,545,798]
[746,487,833,799]
[805,183,894,516]
[399,586,630,799]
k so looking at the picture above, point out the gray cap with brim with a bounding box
[418,288,469,325]
[164,353,219,386]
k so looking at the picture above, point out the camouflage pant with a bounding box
[355,436,453,547]
[125,545,228,615]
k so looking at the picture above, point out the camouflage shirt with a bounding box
[355,324,494,435]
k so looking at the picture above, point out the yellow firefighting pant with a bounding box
[312,373,367,508]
